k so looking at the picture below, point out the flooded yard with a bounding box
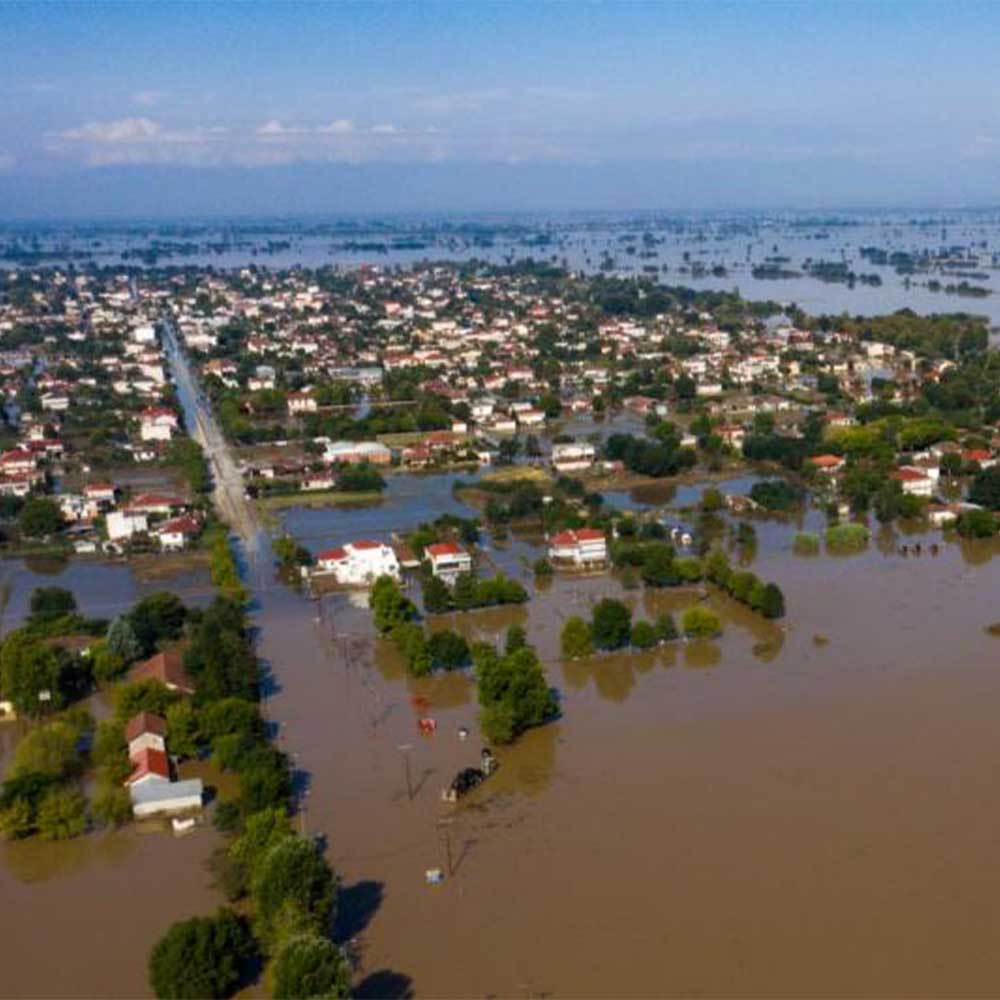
[3,479,1000,997]
[255,477,1000,998]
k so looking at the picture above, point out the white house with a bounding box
[548,528,608,567]
[139,407,179,442]
[106,510,148,542]
[124,712,203,819]
[892,467,934,498]
[425,542,472,583]
[551,442,596,473]
[323,440,392,465]
[314,540,400,586]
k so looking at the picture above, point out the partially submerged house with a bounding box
[548,528,608,567]
[124,712,203,819]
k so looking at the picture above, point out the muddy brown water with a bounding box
[3,504,1000,996]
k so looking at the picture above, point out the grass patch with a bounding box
[255,489,385,512]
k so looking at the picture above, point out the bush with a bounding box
[427,629,470,670]
[682,606,722,638]
[750,479,805,512]
[793,532,820,555]
[630,620,657,649]
[36,786,87,840]
[336,462,386,494]
[148,909,256,999]
[19,497,62,538]
[956,509,997,538]
[421,575,452,614]
[533,557,554,578]
[590,599,632,650]
[654,612,678,642]
[560,616,593,658]
[825,521,870,552]
[91,781,133,827]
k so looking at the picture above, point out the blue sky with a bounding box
[2,1,999,216]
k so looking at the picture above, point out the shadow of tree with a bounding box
[354,969,414,999]
[335,879,385,941]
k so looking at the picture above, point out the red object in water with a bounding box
[411,695,430,711]
[418,717,438,736]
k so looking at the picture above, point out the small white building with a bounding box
[106,510,148,542]
[548,528,607,567]
[552,442,596,473]
[315,540,400,586]
[425,542,472,583]
[892,467,934,497]
[139,407,178,442]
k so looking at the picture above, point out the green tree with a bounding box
[251,836,337,948]
[19,498,63,538]
[590,599,632,650]
[90,640,127,683]
[969,466,1000,510]
[166,701,200,759]
[681,606,722,638]
[630,620,657,649]
[421,575,452,614]
[36,786,87,840]
[427,629,470,670]
[560,616,593,658]
[9,716,88,781]
[91,781,133,827]
[129,592,187,654]
[28,587,77,624]
[504,625,527,654]
[956,509,997,538]
[0,630,71,717]
[148,909,256,999]
[654,612,678,642]
[475,644,557,745]
[271,933,351,1000]
[640,545,678,587]
[106,615,142,663]
[370,576,417,634]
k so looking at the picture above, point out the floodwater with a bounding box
[255,480,1000,998]
[9,212,1000,328]
[0,556,220,999]
[4,483,1000,996]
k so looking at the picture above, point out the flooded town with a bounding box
[0,231,997,997]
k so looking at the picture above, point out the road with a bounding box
[159,315,261,555]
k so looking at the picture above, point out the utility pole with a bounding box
[397,743,413,801]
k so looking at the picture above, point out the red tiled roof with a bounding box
[317,546,347,562]
[349,539,382,550]
[125,711,166,744]
[125,747,170,785]
[127,650,194,695]
[426,542,464,558]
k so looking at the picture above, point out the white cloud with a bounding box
[59,117,164,143]
[370,123,398,134]
[317,119,354,135]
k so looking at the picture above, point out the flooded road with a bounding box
[256,486,1000,998]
